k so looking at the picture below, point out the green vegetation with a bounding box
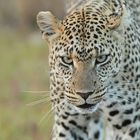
[0,31,53,140]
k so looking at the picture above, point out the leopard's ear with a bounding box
[107,0,124,30]
[37,11,63,42]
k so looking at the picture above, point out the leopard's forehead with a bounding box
[57,6,110,60]
[63,6,108,41]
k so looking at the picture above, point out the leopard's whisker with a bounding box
[39,100,65,125]
[39,106,54,125]
[23,90,51,93]
[26,97,51,106]
[26,96,62,106]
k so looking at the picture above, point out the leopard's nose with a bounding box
[76,91,93,100]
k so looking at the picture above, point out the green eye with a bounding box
[96,54,110,64]
[60,56,73,66]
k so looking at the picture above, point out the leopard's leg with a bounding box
[52,112,104,140]
[104,101,140,140]
[112,123,140,140]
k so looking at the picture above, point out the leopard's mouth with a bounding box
[77,103,95,109]
[74,100,102,114]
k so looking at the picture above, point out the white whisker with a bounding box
[39,106,54,125]
[23,90,50,93]
[26,97,51,106]
[39,100,65,125]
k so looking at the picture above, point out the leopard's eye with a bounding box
[60,56,73,66]
[96,54,110,64]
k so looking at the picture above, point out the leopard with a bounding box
[37,0,140,139]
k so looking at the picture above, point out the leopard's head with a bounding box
[37,0,126,114]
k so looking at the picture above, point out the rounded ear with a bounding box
[107,0,124,30]
[37,11,63,42]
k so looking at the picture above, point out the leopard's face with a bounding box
[37,2,124,114]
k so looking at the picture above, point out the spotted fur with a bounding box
[37,0,140,139]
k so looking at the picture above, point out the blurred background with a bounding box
[0,0,67,139]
